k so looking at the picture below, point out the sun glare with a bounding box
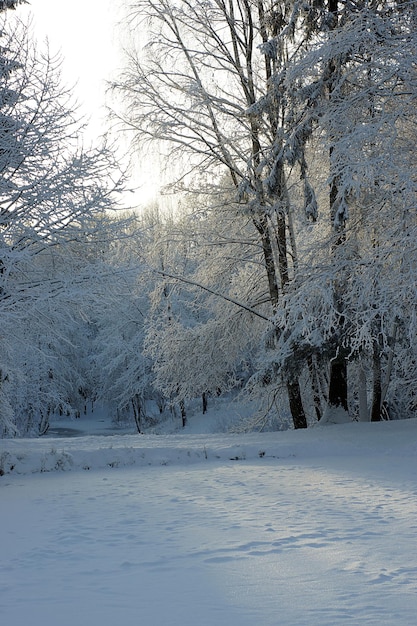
[21,0,121,139]
[18,0,163,206]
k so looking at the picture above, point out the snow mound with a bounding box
[1,418,416,475]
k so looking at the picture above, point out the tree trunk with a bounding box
[287,380,307,429]
[307,354,322,421]
[255,212,307,429]
[358,366,369,422]
[328,357,348,411]
[132,396,142,434]
[371,337,382,421]
[276,212,289,288]
[381,322,398,408]
[326,0,349,415]
[254,214,280,312]
[180,400,187,428]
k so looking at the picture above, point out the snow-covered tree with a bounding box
[259,0,417,421]
[110,0,416,430]
[0,15,125,436]
[90,213,156,433]
[113,0,311,427]
[143,201,265,423]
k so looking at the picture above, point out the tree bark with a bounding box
[287,380,308,429]
[308,355,322,421]
[371,337,382,422]
[254,214,280,313]
[358,366,369,422]
[326,0,349,414]
[254,213,307,429]
[132,395,143,434]
[328,357,348,411]
[180,399,187,428]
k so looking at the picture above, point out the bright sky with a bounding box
[21,0,121,139]
[18,1,163,206]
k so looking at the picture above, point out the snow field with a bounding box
[1,419,417,625]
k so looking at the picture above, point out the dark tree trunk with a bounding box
[328,358,348,411]
[276,212,289,288]
[202,392,208,414]
[254,214,280,313]
[287,380,307,429]
[255,212,307,430]
[371,337,382,421]
[132,396,142,434]
[180,400,187,428]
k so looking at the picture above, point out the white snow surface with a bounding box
[2,417,417,625]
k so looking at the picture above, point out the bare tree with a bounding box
[112,0,308,427]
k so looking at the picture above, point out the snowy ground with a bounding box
[1,417,417,625]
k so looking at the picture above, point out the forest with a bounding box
[1,0,416,437]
